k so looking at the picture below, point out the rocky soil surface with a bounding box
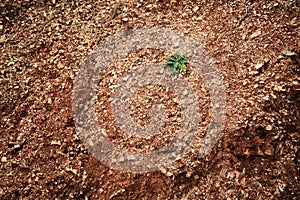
[0,0,299,199]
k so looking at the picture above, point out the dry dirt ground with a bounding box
[0,0,299,199]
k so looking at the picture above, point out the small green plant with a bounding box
[164,51,189,73]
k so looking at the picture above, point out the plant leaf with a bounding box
[164,51,189,74]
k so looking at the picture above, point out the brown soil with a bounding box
[0,0,299,199]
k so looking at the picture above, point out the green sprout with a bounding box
[164,51,189,73]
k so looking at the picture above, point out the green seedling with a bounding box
[164,51,189,73]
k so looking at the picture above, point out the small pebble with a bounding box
[283,51,296,56]
[254,63,264,70]
[192,6,199,13]
[266,125,272,131]
[250,30,261,39]
[1,156,7,163]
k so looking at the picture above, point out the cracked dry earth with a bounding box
[0,0,299,199]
